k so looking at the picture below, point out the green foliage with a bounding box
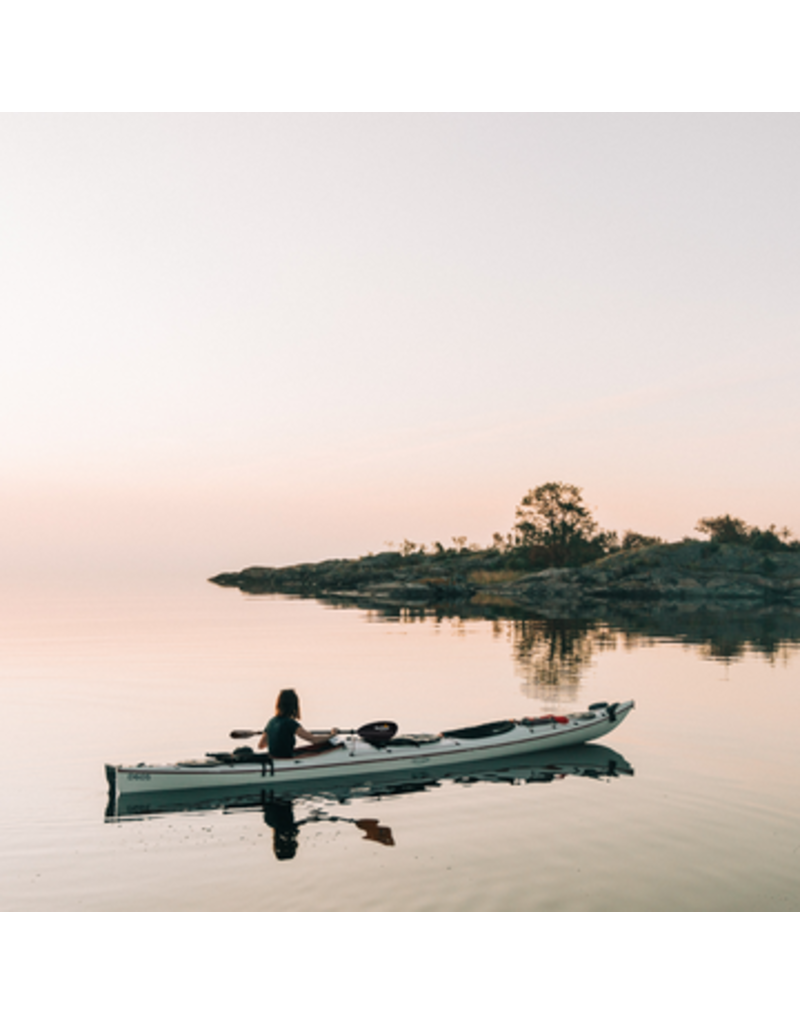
[621,530,663,551]
[381,493,797,580]
[696,515,795,551]
[513,482,617,567]
[751,527,788,552]
[696,515,751,544]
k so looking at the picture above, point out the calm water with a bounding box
[2,578,799,911]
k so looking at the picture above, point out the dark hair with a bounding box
[275,688,301,719]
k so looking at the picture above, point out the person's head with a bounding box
[275,688,301,719]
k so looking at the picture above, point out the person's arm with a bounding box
[296,725,339,745]
[257,731,268,750]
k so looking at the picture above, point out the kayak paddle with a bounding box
[230,721,398,745]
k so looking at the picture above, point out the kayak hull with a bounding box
[106,700,634,797]
[106,742,634,819]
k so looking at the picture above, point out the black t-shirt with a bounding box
[266,715,300,757]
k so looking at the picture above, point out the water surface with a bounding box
[2,578,799,911]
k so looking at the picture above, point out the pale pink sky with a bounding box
[2,115,798,581]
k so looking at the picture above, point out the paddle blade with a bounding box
[230,729,261,739]
[355,819,395,847]
[357,721,398,746]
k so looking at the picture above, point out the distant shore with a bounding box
[210,540,800,616]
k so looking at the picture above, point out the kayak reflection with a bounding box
[106,741,633,860]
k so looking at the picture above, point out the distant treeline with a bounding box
[387,482,799,570]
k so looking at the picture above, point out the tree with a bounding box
[695,515,751,544]
[513,482,616,567]
[696,515,796,551]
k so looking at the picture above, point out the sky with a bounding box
[2,113,799,582]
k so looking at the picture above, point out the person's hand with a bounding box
[330,727,339,735]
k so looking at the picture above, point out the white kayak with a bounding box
[106,700,634,797]
[106,741,634,819]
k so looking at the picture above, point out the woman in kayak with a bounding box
[257,689,339,756]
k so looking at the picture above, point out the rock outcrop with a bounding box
[210,541,800,614]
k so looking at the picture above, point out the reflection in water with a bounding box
[106,743,633,859]
[503,618,617,699]
[508,610,800,695]
[262,797,299,860]
[621,607,800,665]
[262,796,394,859]
[344,597,800,694]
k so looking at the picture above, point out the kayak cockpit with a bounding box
[441,720,516,740]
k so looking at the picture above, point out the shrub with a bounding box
[696,515,751,544]
[621,530,663,550]
[696,516,795,551]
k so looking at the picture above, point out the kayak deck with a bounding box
[107,699,634,796]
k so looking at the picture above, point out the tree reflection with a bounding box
[595,607,800,666]
[505,618,617,699]
[506,610,800,692]
[330,595,800,692]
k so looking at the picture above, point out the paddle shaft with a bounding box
[230,721,396,743]
[230,728,345,740]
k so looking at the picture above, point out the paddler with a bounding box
[258,688,339,756]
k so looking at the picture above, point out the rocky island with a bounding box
[210,482,800,618]
[210,539,800,615]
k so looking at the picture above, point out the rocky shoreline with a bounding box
[210,540,800,617]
